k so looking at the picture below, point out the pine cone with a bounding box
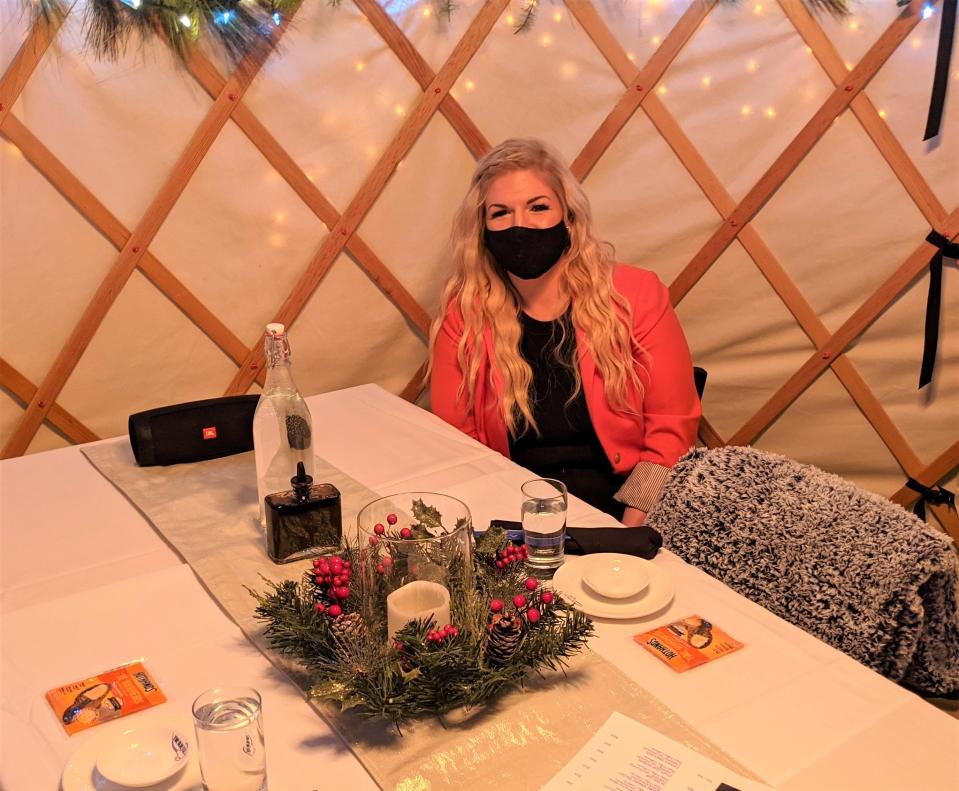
[485,613,523,667]
[331,612,367,650]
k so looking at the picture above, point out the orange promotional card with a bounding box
[45,661,166,735]
[635,615,744,672]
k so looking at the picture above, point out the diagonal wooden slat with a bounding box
[353,0,491,158]
[0,2,69,127]
[698,416,726,450]
[224,0,511,396]
[0,358,98,445]
[1,10,300,458]
[0,114,252,370]
[399,360,430,403]
[670,2,923,304]
[183,50,431,340]
[730,211,959,447]
[569,0,714,180]
[778,0,947,229]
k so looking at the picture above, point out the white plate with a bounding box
[580,553,650,599]
[61,718,201,791]
[95,723,190,787]
[553,555,674,619]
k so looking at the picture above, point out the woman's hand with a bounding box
[621,506,647,527]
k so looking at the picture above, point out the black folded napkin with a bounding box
[564,526,662,559]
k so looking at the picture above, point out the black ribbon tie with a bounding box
[906,477,956,521]
[918,230,958,389]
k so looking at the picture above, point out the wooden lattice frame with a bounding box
[1,0,956,538]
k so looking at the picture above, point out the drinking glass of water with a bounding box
[521,478,568,573]
[192,687,267,791]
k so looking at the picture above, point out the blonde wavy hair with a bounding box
[429,138,643,437]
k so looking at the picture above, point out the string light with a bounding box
[701,75,711,88]
[657,84,667,95]
[921,4,935,20]
[651,35,661,46]
[423,7,431,17]
[560,62,578,79]
[764,107,776,119]
[355,61,365,72]
[274,211,287,225]
[740,105,753,116]
[465,79,476,91]
[269,233,286,249]
[272,12,282,26]
[179,14,191,28]
[215,10,234,25]
[506,15,515,25]
[539,33,553,47]
[878,109,888,119]
[911,37,922,48]
[627,52,636,62]
[754,4,763,14]
[848,20,860,31]
[746,59,758,72]
[394,105,406,117]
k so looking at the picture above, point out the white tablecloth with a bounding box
[2,384,957,790]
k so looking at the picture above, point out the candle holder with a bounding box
[356,492,473,641]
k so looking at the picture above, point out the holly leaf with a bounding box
[476,525,508,557]
[309,679,350,701]
[411,499,445,533]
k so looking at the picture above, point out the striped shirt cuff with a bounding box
[614,462,672,513]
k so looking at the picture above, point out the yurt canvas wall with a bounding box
[1,0,956,538]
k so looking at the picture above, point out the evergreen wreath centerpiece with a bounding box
[250,492,592,726]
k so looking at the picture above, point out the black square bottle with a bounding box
[265,462,342,563]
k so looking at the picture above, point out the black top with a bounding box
[508,311,625,518]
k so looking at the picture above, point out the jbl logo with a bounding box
[202,426,218,440]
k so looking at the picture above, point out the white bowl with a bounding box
[580,554,651,599]
[95,723,190,788]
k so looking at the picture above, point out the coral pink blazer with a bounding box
[431,265,701,476]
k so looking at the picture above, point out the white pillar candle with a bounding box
[386,580,450,639]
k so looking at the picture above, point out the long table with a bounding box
[2,384,956,789]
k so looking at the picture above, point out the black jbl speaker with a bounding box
[128,395,260,466]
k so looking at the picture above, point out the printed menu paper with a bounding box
[45,661,166,735]
[542,712,770,791]
[635,615,744,672]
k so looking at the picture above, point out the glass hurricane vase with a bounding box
[356,492,473,641]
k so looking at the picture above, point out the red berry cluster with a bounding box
[493,544,529,569]
[489,578,555,625]
[426,624,459,644]
[369,513,413,545]
[312,555,352,618]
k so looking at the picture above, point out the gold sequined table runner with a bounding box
[82,443,763,790]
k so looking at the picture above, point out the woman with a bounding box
[429,138,700,526]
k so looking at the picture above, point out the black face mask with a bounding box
[484,221,570,280]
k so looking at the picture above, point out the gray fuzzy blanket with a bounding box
[647,446,959,698]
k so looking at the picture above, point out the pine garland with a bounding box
[249,526,593,726]
[21,0,887,67]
